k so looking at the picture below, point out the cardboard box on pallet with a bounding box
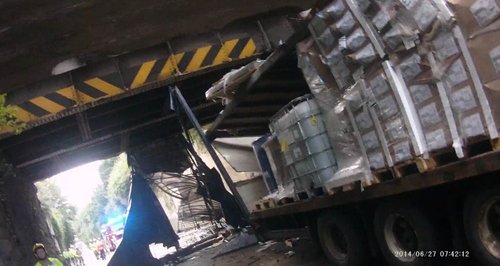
[465,19,500,144]
[363,61,428,168]
[425,25,498,150]
[309,0,386,90]
[447,0,500,36]
[388,46,464,159]
[404,77,461,157]
[353,0,453,53]
[344,82,390,170]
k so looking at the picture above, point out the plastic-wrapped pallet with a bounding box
[447,0,500,36]
[270,95,338,198]
[297,38,343,109]
[465,20,500,141]
[297,40,374,189]
[423,26,498,148]
[344,81,391,170]
[308,0,385,89]
[362,61,427,167]
[352,0,453,52]
[383,44,465,160]
[396,45,464,157]
[447,0,500,146]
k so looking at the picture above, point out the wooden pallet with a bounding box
[422,148,460,171]
[418,137,500,173]
[255,198,277,210]
[463,137,500,157]
[362,175,381,187]
[326,180,362,195]
[372,168,393,182]
[392,159,421,178]
[277,197,294,205]
[295,191,311,201]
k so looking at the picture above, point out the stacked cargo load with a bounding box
[365,62,426,169]
[344,81,390,171]
[446,0,500,150]
[295,0,472,186]
[250,0,500,206]
[392,47,464,160]
[308,0,386,90]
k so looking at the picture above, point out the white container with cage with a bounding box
[270,94,338,198]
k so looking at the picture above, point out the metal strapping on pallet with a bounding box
[453,26,499,139]
[3,37,258,133]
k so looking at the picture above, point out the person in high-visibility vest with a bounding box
[33,243,64,266]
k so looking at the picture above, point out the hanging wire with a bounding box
[147,171,222,226]
[171,94,218,225]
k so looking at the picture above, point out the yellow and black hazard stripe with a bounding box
[8,37,258,128]
[176,37,256,74]
[125,37,257,89]
[124,54,180,90]
[13,73,126,121]
[14,87,78,121]
[75,73,126,103]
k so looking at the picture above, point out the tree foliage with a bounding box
[98,156,118,187]
[0,94,26,134]
[75,186,108,243]
[107,154,131,211]
[75,154,131,243]
[36,180,76,250]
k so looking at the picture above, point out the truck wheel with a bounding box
[316,210,368,266]
[463,187,500,266]
[374,203,439,266]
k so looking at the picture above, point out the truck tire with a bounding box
[374,203,439,266]
[316,210,368,266]
[463,187,500,266]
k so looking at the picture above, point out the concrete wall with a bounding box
[0,155,58,266]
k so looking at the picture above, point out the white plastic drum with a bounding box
[311,149,337,169]
[270,94,338,197]
[316,166,337,184]
[305,133,331,154]
[297,114,325,137]
[294,99,320,120]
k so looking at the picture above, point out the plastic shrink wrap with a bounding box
[447,0,500,146]
[205,60,263,105]
[297,40,374,191]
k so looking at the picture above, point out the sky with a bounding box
[50,160,103,210]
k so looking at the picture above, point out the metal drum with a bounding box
[270,94,337,198]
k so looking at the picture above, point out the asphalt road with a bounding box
[80,244,111,266]
[179,237,479,266]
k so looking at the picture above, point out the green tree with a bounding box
[0,94,26,134]
[75,154,131,243]
[75,186,108,243]
[98,156,118,187]
[36,180,77,250]
[106,154,131,211]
